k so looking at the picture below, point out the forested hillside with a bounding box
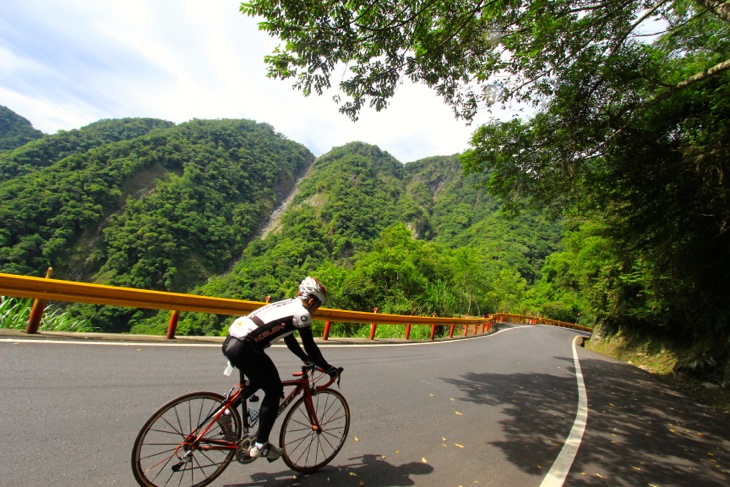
[0,114,313,300]
[0,116,174,182]
[131,142,562,336]
[1,109,562,334]
[0,106,44,153]
[4,97,728,386]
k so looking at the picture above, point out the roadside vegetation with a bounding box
[586,332,730,415]
[0,297,97,332]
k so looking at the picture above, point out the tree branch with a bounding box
[602,57,730,148]
[694,0,730,23]
[656,57,730,104]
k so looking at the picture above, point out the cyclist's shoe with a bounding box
[249,442,283,462]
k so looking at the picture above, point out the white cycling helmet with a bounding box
[298,276,327,305]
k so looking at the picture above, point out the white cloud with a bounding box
[0,0,500,162]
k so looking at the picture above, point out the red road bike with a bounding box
[131,364,349,487]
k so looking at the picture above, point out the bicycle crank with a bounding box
[236,436,257,464]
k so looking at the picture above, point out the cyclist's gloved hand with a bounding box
[324,365,340,377]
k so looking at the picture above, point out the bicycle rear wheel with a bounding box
[131,392,241,487]
[279,389,350,473]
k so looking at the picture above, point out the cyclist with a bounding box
[222,276,340,461]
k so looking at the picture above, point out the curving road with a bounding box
[1,325,728,486]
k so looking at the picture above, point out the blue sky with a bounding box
[1,0,508,162]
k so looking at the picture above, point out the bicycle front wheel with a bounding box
[279,389,350,473]
[131,392,241,487]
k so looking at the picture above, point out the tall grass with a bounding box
[0,296,99,332]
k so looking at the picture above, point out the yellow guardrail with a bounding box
[0,272,263,315]
[1,272,589,338]
[0,272,493,339]
[490,312,592,333]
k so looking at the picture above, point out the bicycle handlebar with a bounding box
[324,366,344,389]
[298,363,344,390]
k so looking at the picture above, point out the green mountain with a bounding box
[0,107,560,334]
[150,142,561,336]
[0,106,44,153]
[3,106,727,389]
[0,116,174,182]
[0,116,314,292]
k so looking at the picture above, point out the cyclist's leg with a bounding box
[223,336,255,428]
[241,345,283,445]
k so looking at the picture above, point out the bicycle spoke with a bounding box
[146,452,178,486]
[132,392,240,487]
[280,390,350,473]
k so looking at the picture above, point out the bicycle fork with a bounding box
[277,384,321,433]
[304,390,323,433]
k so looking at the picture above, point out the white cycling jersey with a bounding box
[228,298,312,347]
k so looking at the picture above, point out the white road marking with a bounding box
[540,335,589,486]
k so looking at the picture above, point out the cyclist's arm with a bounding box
[284,333,310,362]
[297,327,330,369]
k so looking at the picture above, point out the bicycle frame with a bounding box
[277,367,333,432]
[187,365,336,454]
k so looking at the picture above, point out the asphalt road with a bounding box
[1,326,728,486]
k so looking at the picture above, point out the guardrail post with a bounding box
[166,310,180,339]
[405,323,411,340]
[369,308,378,340]
[449,323,455,338]
[463,324,468,337]
[25,267,53,334]
[322,320,332,340]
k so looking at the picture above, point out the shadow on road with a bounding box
[443,359,577,477]
[223,453,434,486]
[444,355,729,486]
[566,357,729,486]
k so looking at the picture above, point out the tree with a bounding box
[241,1,729,121]
[458,5,730,337]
